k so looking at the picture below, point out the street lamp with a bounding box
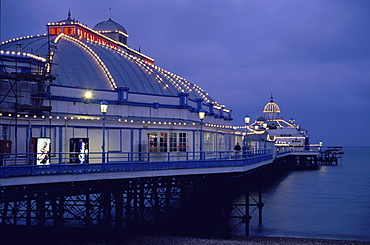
[244,114,251,125]
[100,100,108,163]
[262,122,268,154]
[84,91,92,99]
[84,91,92,104]
[253,124,261,154]
[244,114,250,158]
[199,109,205,159]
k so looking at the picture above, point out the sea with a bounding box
[231,146,370,242]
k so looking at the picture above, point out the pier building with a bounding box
[0,12,243,163]
[246,96,313,152]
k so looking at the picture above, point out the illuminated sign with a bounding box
[143,59,154,65]
[49,26,75,35]
[36,138,51,165]
[63,26,76,35]
[49,24,117,49]
[49,27,62,35]
[77,27,118,48]
[70,138,89,164]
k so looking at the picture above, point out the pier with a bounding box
[317,147,344,165]
[0,148,334,240]
[0,11,345,242]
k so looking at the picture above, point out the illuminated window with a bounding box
[149,132,158,152]
[149,132,187,152]
[159,132,167,152]
[179,133,187,152]
[170,133,177,152]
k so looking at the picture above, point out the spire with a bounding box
[109,8,112,20]
[67,9,71,20]
[270,93,274,102]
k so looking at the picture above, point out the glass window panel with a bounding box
[149,132,158,152]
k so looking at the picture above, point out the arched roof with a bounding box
[0,34,218,104]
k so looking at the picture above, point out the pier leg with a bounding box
[258,189,264,225]
[85,192,91,228]
[26,194,32,226]
[36,193,46,227]
[115,189,123,229]
[245,192,250,236]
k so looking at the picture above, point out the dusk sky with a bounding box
[1,0,369,146]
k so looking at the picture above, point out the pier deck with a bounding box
[0,150,321,187]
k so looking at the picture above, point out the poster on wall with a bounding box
[36,138,51,165]
[70,138,89,164]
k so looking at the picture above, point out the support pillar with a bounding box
[85,192,91,228]
[51,193,64,228]
[115,189,123,229]
[36,193,46,227]
[100,190,111,229]
[257,189,264,225]
[165,178,171,214]
[245,192,250,236]
[152,178,160,221]
[139,179,145,221]
[2,200,9,225]
[26,194,32,226]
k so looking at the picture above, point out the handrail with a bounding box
[0,150,273,178]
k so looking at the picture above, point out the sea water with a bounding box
[232,146,370,241]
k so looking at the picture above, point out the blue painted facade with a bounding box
[0,14,250,165]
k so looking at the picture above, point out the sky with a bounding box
[1,0,369,146]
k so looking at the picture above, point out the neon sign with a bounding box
[49,25,118,49]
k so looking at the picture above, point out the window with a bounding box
[170,133,177,152]
[149,131,187,152]
[159,132,167,152]
[179,133,187,152]
[149,132,158,152]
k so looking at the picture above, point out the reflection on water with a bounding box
[231,147,370,242]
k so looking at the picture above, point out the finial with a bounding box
[109,8,112,20]
[68,9,71,20]
[270,93,274,102]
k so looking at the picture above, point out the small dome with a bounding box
[263,96,280,113]
[93,18,127,34]
[263,101,280,113]
[263,96,281,119]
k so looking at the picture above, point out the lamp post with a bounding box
[100,100,108,163]
[199,109,205,160]
[147,133,151,162]
[262,122,268,154]
[244,114,250,158]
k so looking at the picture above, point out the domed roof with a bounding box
[263,96,280,113]
[94,18,127,34]
[263,96,281,119]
